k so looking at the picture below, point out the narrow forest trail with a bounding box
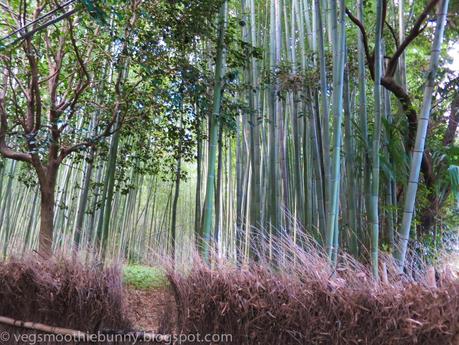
[125,287,176,332]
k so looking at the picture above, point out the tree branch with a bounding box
[381,76,418,151]
[56,19,95,123]
[386,0,440,77]
[58,123,123,162]
[0,315,169,343]
[0,68,32,163]
[385,20,399,49]
[345,7,374,80]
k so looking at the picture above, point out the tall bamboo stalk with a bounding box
[201,1,228,262]
[396,0,449,270]
[369,0,384,279]
[326,0,346,263]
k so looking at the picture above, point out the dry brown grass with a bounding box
[0,255,130,344]
[166,235,459,345]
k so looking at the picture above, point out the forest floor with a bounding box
[125,286,175,331]
[123,265,175,332]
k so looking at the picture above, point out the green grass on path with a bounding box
[123,265,167,290]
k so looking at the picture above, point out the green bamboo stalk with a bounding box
[314,0,330,229]
[383,86,395,252]
[396,0,449,270]
[201,1,228,262]
[290,1,305,228]
[97,106,122,257]
[214,116,224,246]
[23,190,39,255]
[248,0,262,256]
[343,61,358,256]
[311,92,327,237]
[357,0,371,244]
[326,0,346,263]
[171,104,184,265]
[74,68,108,251]
[194,103,203,245]
[369,0,384,279]
[267,0,281,239]
[1,161,16,258]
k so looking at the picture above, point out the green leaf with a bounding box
[80,0,107,25]
[448,165,459,206]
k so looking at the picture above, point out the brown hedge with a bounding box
[167,246,459,345]
[0,255,130,344]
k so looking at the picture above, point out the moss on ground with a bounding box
[123,265,167,290]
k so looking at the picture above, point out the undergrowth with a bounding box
[123,265,167,290]
[0,255,130,344]
[165,235,459,345]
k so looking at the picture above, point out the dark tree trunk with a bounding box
[194,112,203,246]
[39,188,55,258]
[38,165,58,258]
[171,156,181,266]
[444,94,459,146]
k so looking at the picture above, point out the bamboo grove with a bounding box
[0,0,458,276]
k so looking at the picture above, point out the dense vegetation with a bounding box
[0,0,458,277]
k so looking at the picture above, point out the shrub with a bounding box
[167,239,459,345]
[0,255,130,344]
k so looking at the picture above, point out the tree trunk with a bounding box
[444,93,459,146]
[38,169,57,258]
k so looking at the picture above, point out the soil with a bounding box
[125,287,177,332]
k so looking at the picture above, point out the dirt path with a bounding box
[125,287,176,332]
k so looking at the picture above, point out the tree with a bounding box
[0,1,140,257]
